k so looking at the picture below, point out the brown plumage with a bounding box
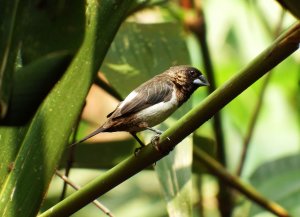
[73,65,209,145]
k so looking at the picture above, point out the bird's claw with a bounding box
[134,146,143,156]
[151,135,161,152]
[152,135,173,155]
[135,134,172,157]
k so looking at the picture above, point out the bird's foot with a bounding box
[151,135,173,155]
[150,135,161,167]
[134,146,144,156]
[151,135,161,152]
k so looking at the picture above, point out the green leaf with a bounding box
[155,138,193,217]
[0,0,22,117]
[249,154,300,216]
[102,22,195,217]
[0,125,28,189]
[60,138,136,169]
[0,51,72,125]
[0,0,133,216]
[101,22,191,94]
[20,0,84,63]
[0,0,84,119]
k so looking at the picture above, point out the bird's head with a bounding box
[166,65,209,92]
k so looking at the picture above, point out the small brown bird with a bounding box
[73,65,209,146]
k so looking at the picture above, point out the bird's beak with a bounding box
[193,74,210,86]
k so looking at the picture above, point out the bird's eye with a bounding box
[188,70,197,76]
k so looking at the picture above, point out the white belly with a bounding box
[135,90,178,127]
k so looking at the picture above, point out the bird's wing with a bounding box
[107,79,174,119]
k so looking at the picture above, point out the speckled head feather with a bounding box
[163,65,209,105]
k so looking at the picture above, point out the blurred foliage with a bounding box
[276,0,300,19]
[249,154,300,216]
[0,0,299,217]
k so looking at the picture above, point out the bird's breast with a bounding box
[135,89,179,127]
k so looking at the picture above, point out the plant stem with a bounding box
[94,76,123,101]
[193,146,289,217]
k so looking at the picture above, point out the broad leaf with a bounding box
[249,154,300,216]
[0,0,22,117]
[0,52,72,125]
[0,1,133,216]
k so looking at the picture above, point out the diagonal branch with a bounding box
[39,22,300,217]
[193,146,289,217]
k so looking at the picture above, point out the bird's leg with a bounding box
[131,132,145,147]
[146,127,163,135]
[131,132,146,156]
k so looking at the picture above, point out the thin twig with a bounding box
[59,143,75,201]
[94,76,122,101]
[60,102,85,201]
[55,170,115,217]
[194,176,204,217]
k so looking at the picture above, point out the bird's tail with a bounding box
[69,126,106,147]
